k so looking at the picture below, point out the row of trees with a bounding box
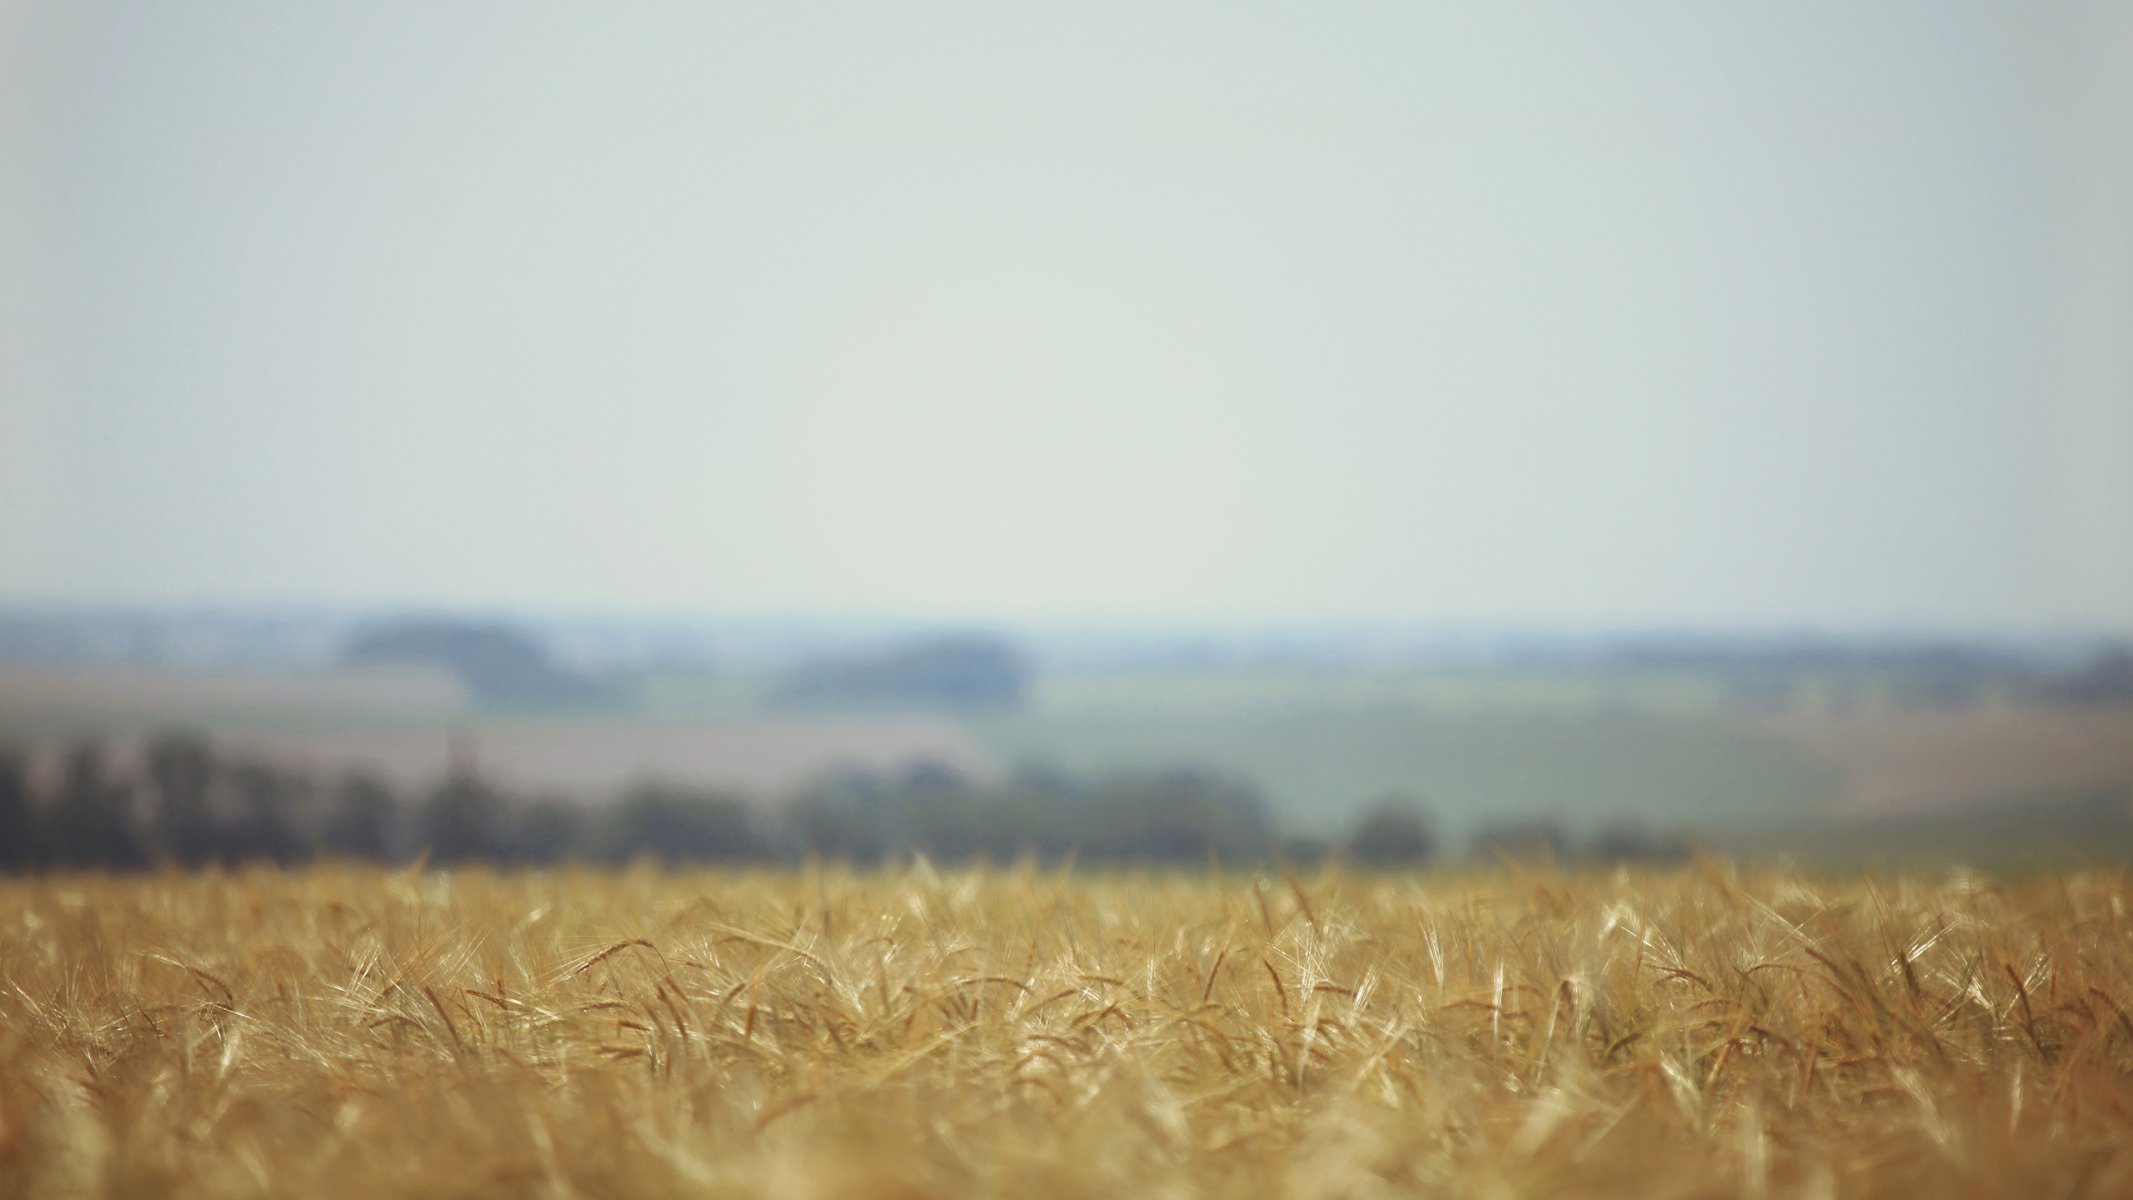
[0,733,1382,872]
[0,733,1690,874]
[335,619,1035,716]
[343,618,606,707]
[0,736,762,872]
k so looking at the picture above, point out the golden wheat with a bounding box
[3,862,2130,1198]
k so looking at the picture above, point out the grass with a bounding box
[5,863,2132,1197]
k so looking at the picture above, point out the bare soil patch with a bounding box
[1753,706,2133,817]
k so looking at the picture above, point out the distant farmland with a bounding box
[962,665,1838,840]
[973,666,2133,849]
[212,717,998,806]
[0,664,997,807]
[5,661,2130,850]
[0,664,468,734]
[1752,707,2133,818]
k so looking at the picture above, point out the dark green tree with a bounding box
[322,771,401,861]
[344,618,602,708]
[513,798,588,865]
[604,783,760,865]
[1470,819,1572,865]
[1344,796,1439,866]
[1588,822,1690,865]
[418,771,509,864]
[1077,769,1273,863]
[226,760,308,865]
[785,772,892,864]
[147,730,220,866]
[0,748,41,871]
[48,741,144,869]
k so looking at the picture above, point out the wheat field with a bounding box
[3,863,2131,1198]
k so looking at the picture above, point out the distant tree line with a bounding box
[0,732,1698,874]
[336,620,1033,716]
[343,618,607,708]
[1601,637,2133,715]
[1272,804,1690,870]
[769,635,1030,712]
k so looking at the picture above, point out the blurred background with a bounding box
[3,2,2130,871]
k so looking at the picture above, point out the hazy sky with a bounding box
[5,2,2130,629]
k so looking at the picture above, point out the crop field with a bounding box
[5,865,2132,1198]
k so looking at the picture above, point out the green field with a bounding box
[967,668,1839,841]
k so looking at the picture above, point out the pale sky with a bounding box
[4,2,2131,630]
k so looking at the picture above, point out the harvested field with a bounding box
[3,865,2131,1197]
[0,665,1000,809]
[0,665,468,733]
[1755,707,2133,818]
